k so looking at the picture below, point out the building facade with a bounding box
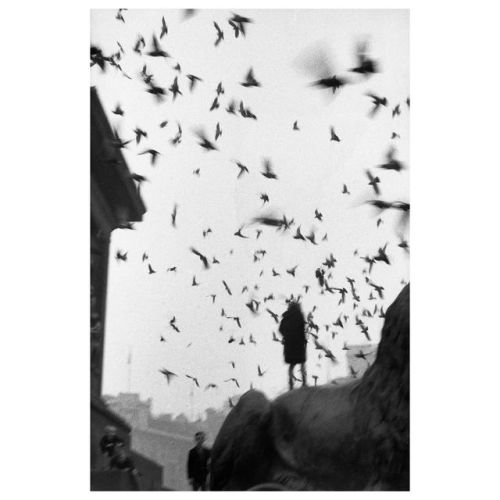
[90,88,161,490]
[105,392,228,490]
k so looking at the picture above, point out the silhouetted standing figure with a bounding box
[187,431,211,491]
[279,301,307,390]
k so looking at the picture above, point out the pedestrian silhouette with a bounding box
[279,301,307,390]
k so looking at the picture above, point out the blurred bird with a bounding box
[378,147,405,172]
[112,104,124,116]
[374,243,390,265]
[306,230,318,245]
[350,40,378,76]
[235,161,248,178]
[133,35,146,55]
[293,121,300,131]
[228,12,253,37]
[366,93,388,117]
[159,368,176,384]
[169,76,182,100]
[222,280,232,295]
[170,123,183,146]
[257,365,267,377]
[330,127,340,142]
[183,9,197,20]
[215,122,222,141]
[392,104,401,117]
[186,374,200,387]
[133,127,148,144]
[226,100,237,114]
[148,264,156,275]
[342,184,350,195]
[190,247,210,269]
[147,34,169,57]
[234,227,248,238]
[398,235,409,253]
[241,68,261,87]
[216,82,225,95]
[194,128,218,151]
[160,16,168,38]
[146,82,167,102]
[111,129,131,149]
[187,74,202,92]
[266,308,279,323]
[366,169,381,195]
[115,250,127,262]
[293,226,306,241]
[225,377,240,388]
[214,22,224,46]
[139,149,160,166]
[116,8,126,23]
[171,204,178,227]
[261,159,278,179]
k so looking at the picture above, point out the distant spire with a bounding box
[127,348,132,392]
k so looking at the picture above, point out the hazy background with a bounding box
[90,8,409,419]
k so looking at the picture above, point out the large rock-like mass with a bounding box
[210,284,409,491]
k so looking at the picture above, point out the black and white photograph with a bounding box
[5,2,500,499]
[90,8,409,491]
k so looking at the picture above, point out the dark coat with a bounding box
[187,446,211,481]
[279,305,306,364]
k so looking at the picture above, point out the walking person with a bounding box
[187,431,211,491]
[279,300,307,390]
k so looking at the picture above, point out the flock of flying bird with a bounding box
[92,9,409,410]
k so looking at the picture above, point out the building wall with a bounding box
[132,428,193,491]
[90,401,131,471]
[104,392,229,490]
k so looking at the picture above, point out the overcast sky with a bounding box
[91,8,409,420]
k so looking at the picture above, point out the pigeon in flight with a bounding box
[147,34,170,58]
[240,68,261,87]
[112,103,124,116]
[190,247,210,269]
[350,40,378,76]
[187,74,202,92]
[366,169,381,195]
[194,128,218,151]
[214,22,224,46]
[186,374,200,387]
[160,16,168,38]
[159,368,176,384]
[261,159,278,179]
[366,92,388,117]
[139,149,160,166]
[378,147,405,172]
[115,250,127,262]
[330,126,340,142]
[169,76,182,100]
